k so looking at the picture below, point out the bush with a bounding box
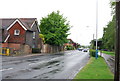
[32,48,41,53]
[66,45,74,50]
[89,49,96,57]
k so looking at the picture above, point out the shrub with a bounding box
[89,49,96,57]
[66,45,74,50]
[32,48,41,53]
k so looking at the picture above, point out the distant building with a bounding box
[64,39,74,46]
[64,39,80,50]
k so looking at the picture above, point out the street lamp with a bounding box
[95,0,98,59]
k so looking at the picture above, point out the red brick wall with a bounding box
[7,43,32,54]
[8,22,26,44]
[1,43,8,48]
[8,43,20,50]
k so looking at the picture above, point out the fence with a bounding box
[41,44,64,53]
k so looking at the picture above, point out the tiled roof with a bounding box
[0,18,38,43]
[0,18,37,30]
[19,18,36,30]
[0,18,16,29]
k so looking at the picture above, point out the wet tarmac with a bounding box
[1,50,90,79]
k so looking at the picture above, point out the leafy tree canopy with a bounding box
[101,15,116,51]
[39,11,71,46]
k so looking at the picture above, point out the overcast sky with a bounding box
[0,0,112,45]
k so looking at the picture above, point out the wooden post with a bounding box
[115,1,120,81]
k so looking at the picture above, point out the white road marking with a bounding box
[0,68,13,72]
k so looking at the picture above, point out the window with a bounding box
[14,30,20,35]
[32,44,35,48]
[33,32,35,39]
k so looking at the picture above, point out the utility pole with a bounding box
[96,0,98,59]
[115,1,120,81]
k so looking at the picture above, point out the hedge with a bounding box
[89,49,96,57]
[66,45,74,50]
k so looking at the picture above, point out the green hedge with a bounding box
[89,49,96,57]
[32,48,41,53]
[66,45,74,50]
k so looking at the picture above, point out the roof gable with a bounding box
[1,18,40,32]
[7,19,27,30]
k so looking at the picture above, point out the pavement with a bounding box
[98,52,115,74]
[1,50,90,79]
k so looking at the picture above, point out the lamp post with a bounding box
[95,0,98,59]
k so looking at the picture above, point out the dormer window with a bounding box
[14,30,20,35]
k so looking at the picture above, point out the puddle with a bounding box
[47,61,59,65]
[47,66,52,68]
[20,69,31,72]
[32,60,60,70]
[55,63,60,66]
[32,65,44,70]
[43,76,49,78]
[54,53,65,55]
[14,61,23,65]
[48,69,60,74]
[4,76,12,79]
[26,59,39,62]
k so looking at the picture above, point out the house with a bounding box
[64,39,80,50]
[0,18,42,54]
[64,39,75,50]
[64,39,74,46]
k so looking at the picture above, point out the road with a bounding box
[1,50,90,79]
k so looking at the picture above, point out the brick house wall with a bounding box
[8,22,26,44]
[1,18,41,55]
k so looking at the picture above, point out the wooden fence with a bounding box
[41,44,64,53]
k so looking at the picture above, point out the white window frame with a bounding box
[33,32,35,39]
[14,29,20,35]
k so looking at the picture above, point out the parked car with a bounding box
[83,49,88,52]
[77,48,83,51]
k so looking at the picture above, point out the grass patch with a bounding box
[75,57,114,79]
[101,51,115,56]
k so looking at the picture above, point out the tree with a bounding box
[98,2,116,51]
[102,15,116,51]
[39,34,45,43]
[39,11,71,46]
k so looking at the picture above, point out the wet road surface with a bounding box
[1,50,90,79]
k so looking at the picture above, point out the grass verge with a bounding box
[74,57,114,79]
[101,51,115,56]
